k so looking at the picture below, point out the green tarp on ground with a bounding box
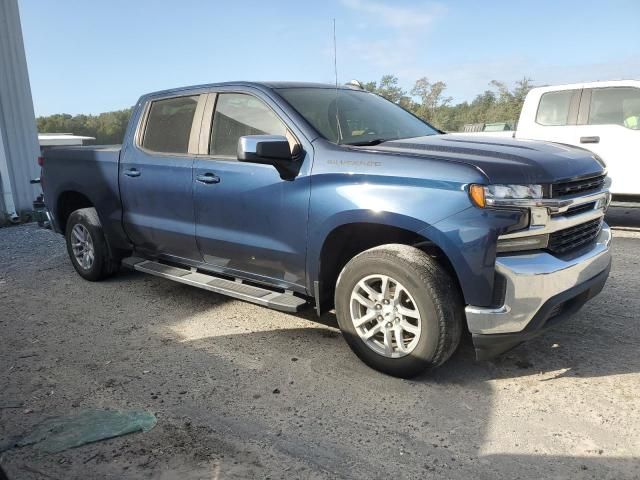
[6,409,156,454]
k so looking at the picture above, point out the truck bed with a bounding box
[42,144,127,249]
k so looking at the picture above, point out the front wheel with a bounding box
[335,244,462,378]
[65,207,119,281]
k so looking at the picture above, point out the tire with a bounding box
[335,244,463,378]
[65,207,119,281]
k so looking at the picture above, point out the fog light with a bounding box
[496,234,549,253]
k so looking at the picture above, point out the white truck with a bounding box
[460,80,640,198]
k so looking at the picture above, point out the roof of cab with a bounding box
[529,79,640,93]
[141,81,362,100]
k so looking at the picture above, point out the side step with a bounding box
[122,257,307,313]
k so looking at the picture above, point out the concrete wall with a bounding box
[0,0,41,220]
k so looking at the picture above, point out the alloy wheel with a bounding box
[349,274,422,358]
[70,224,95,270]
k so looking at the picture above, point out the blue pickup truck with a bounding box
[41,82,612,377]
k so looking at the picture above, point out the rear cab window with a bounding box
[141,95,200,154]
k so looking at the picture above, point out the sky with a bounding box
[18,0,640,116]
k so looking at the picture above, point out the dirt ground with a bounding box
[1,208,639,479]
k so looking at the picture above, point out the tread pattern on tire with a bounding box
[66,207,119,280]
[336,244,463,372]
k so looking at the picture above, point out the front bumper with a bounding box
[466,224,612,359]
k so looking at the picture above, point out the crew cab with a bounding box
[460,80,640,199]
[41,82,612,377]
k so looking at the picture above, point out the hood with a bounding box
[362,134,606,184]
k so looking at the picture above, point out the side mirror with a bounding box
[237,135,301,180]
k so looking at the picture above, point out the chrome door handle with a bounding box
[196,173,220,184]
[580,136,600,144]
[124,168,141,177]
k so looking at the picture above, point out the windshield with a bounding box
[276,87,439,145]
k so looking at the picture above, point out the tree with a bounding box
[36,108,133,144]
[376,75,407,104]
[410,77,452,126]
[411,78,452,112]
[487,77,533,125]
[360,75,411,106]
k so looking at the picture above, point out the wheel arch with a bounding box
[313,220,461,313]
[55,190,95,233]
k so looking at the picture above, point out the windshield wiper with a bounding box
[342,138,391,146]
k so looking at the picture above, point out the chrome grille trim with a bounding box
[496,179,610,256]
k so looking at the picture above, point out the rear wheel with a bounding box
[335,244,462,378]
[65,208,119,281]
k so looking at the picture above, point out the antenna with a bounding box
[332,18,343,142]
[333,18,338,88]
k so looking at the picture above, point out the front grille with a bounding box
[547,218,603,254]
[564,201,596,217]
[552,175,605,198]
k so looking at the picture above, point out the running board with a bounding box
[122,257,307,313]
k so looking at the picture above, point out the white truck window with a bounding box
[536,90,575,126]
[588,87,640,130]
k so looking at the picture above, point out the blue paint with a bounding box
[42,82,605,308]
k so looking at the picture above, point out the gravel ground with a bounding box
[1,208,639,479]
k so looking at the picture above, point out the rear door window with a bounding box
[209,93,287,157]
[536,90,577,126]
[588,87,640,130]
[142,95,200,154]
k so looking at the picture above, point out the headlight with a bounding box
[469,184,543,208]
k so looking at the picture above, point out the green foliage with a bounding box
[362,74,412,106]
[37,108,133,144]
[410,77,453,128]
[359,75,534,132]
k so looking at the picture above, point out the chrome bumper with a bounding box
[465,224,612,334]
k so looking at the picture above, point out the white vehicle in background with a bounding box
[460,80,640,198]
[38,133,95,151]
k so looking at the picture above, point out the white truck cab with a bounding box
[462,80,640,197]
